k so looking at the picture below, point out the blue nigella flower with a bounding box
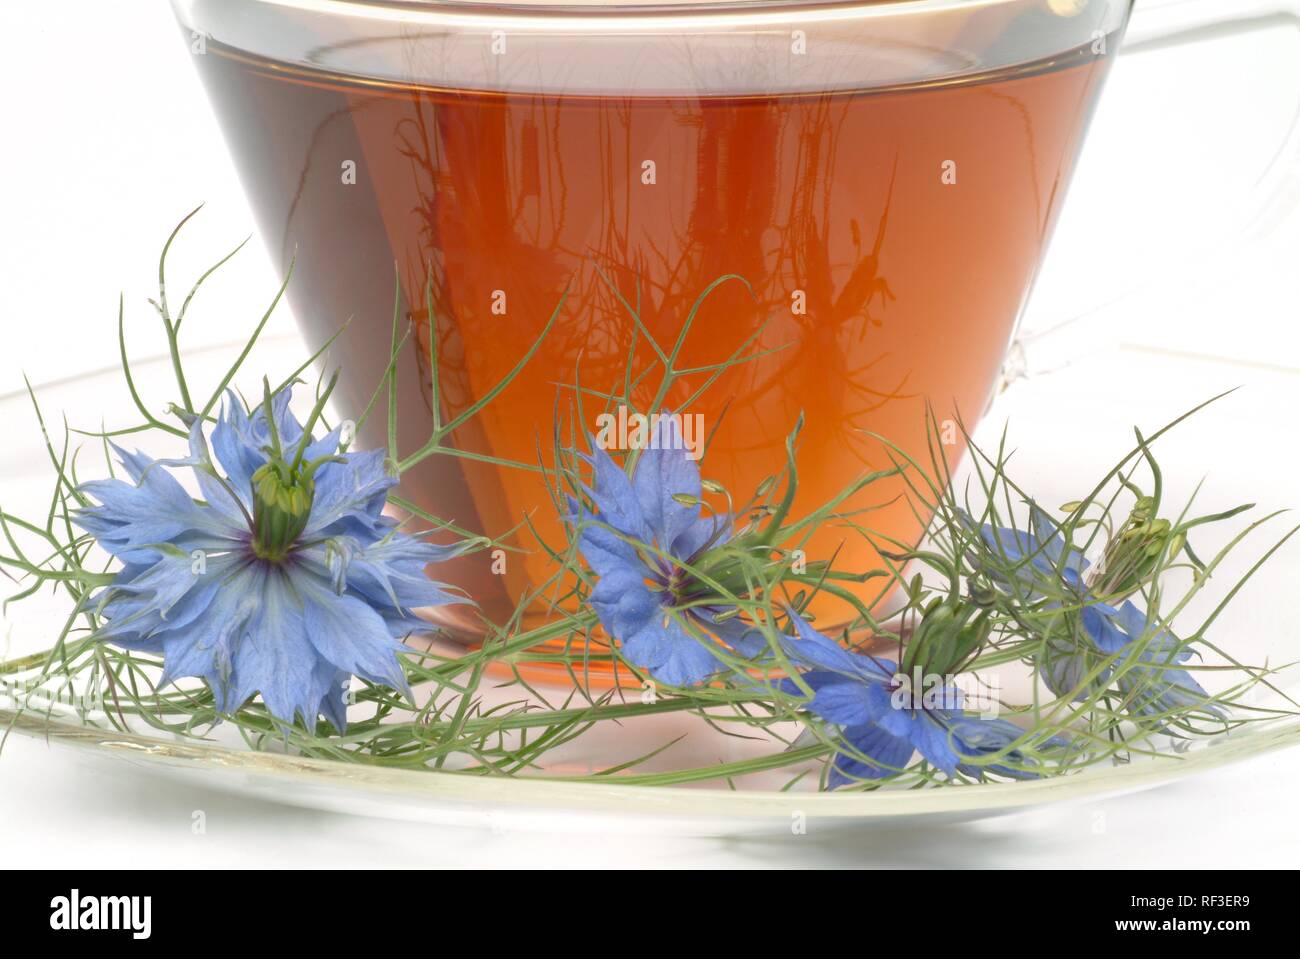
[971,506,1217,722]
[569,416,756,687]
[778,613,1048,787]
[75,384,468,731]
[1112,601,1222,722]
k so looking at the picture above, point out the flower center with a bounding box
[251,462,313,562]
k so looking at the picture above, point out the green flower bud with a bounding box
[901,598,992,677]
[251,461,314,562]
[1094,504,1181,598]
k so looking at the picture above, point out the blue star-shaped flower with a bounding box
[972,506,1216,720]
[569,416,751,687]
[75,386,468,731]
[777,613,1048,787]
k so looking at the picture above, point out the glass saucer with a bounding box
[2,328,1297,835]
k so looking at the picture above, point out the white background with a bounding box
[2,0,1299,868]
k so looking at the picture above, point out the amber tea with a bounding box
[190,22,1115,632]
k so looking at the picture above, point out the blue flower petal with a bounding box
[865,682,913,735]
[297,576,413,695]
[156,564,264,695]
[589,565,659,641]
[1120,664,1220,722]
[76,450,243,564]
[632,416,701,550]
[780,610,893,683]
[1081,600,1128,653]
[829,723,915,786]
[222,566,339,728]
[311,535,470,613]
[898,710,962,776]
[184,424,250,524]
[583,443,650,546]
[304,448,395,538]
[1111,602,1222,723]
[943,713,1046,780]
[670,513,733,563]
[111,445,159,484]
[317,668,351,732]
[1037,632,1094,700]
[572,495,642,578]
[97,549,243,644]
[619,614,722,687]
[1114,601,1189,660]
[967,506,1088,594]
[1028,505,1088,576]
[208,392,263,501]
[777,670,876,726]
[979,523,1052,577]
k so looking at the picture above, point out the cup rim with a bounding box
[230,0,1025,25]
[332,0,966,8]
[176,0,1116,94]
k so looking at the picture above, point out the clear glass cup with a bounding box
[168,0,1295,634]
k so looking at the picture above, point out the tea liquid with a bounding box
[193,37,1112,630]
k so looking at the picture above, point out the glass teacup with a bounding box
[168,0,1273,633]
